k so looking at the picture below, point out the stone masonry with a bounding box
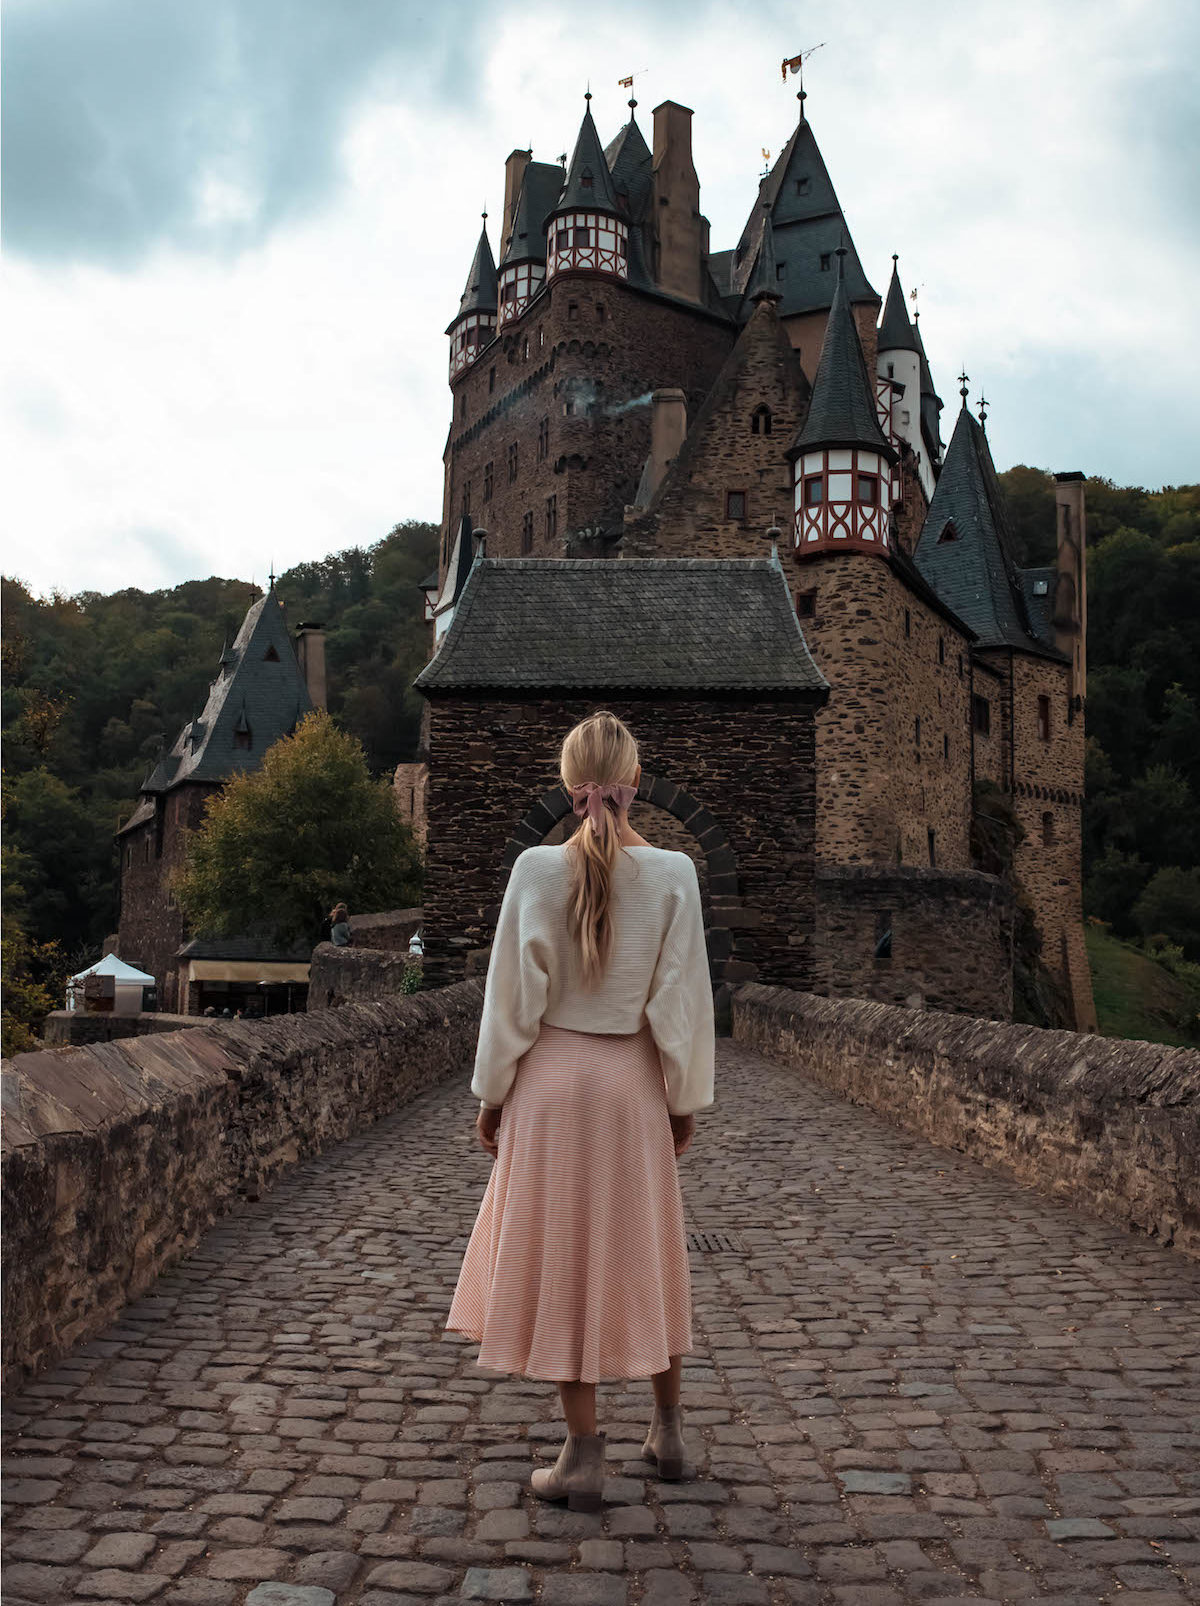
[4,1036,1199,1606]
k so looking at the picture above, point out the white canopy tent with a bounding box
[66,953,156,1014]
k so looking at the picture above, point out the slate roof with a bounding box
[790,252,895,461]
[913,312,944,463]
[500,162,565,267]
[118,588,314,832]
[177,933,313,962]
[878,258,920,353]
[914,405,1065,658]
[740,203,781,310]
[730,112,877,318]
[446,221,497,333]
[604,113,652,214]
[433,515,477,618]
[414,557,829,695]
[555,100,620,214]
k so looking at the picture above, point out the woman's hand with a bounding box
[476,1105,502,1158]
[669,1112,695,1156]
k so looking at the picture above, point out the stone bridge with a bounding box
[3,985,1199,1606]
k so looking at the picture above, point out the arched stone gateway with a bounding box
[500,773,752,1005]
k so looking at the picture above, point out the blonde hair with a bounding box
[560,710,640,986]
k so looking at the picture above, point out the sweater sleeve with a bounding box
[644,856,715,1117]
[470,853,552,1108]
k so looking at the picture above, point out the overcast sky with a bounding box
[3,0,1197,599]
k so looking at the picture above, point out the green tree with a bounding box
[175,710,423,946]
[1084,847,1151,936]
[1133,866,1200,960]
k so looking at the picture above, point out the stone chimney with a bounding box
[1052,472,1087,706]
[645,389,687,502]
[651,102,705,304]
[295,623,327,711]
[502,149,532,250]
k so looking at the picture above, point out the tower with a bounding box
[876,256,933,500]
[446,217,497,379]
[497,160,562,327]
[789,250,897,554]
[546,94,630,282]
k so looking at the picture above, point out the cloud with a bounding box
[0,0,465,265]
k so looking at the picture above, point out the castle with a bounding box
[412,88,1095,1029]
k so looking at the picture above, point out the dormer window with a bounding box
[264,645,280,662]
[937,519,960,544]
[819,252,831,272]
[1033,579,1050,595]
[795,176,812,196]
[775,262,787,279]
[580,170,594,189]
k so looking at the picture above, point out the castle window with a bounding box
[461,480,471,517]
[484,460,494,501]
[545,494,558,540]
[264,644,280,662]
[507,441,519,482]
[927,827,937,866]
[596,303,606,321]
[1042,810,1055,846]
[522,336,529,360]
[521,511,533,555]
[915,716,921,750]
[618,235,628,259]
[775,262,787,280]
[1033,578,1050,595]
[568,301,579,320]
[958,653,964,678]
[887,362,894,378]
[904,609,911,638]
[857,473,878,504]
[459,393,467,420]
[538,325,545,347]
[938,635,945,664]
[795,589,817,618]
[581,170,594,189]
[144,838,150,862]
[234,726,252,752]
[937,519,959,543]
[537,417,549,461]
[489,366,496,393]
[573,226,591,247]
[819,252,831,272]
[943,732,949,761]
[501,282,516,304]
[751,405,772,436]
[796,176,812,196]
[125,844,131,869]
[804,475,823,506]
[1037,694,1051,741]
[725,489,747,521]
[972,694,991,735]
[874,909,893,961]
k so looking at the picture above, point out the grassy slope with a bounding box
[1085,925,1200,1048]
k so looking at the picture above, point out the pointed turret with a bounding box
[741,202,781,311]
[913,400,1059,657]
[875,256,933,498]
[913,311,945,473]
[446,217,498,378]
[496,161,563,326]
[789,250,896,558]
[732,101,876,328]
[547,93,630,283]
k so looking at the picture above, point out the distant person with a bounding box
[203,1005,217,1017]
[330,903,352,946]
[444,710,714,1512]
[221,1006,233,1018]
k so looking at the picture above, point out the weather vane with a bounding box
[781,42,825,111]
[958,369,970,403]
[617,68,647,111]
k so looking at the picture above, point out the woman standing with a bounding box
[444,711,715,1512]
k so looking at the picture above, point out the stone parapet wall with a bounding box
[308,942,422,1010]
[42,1010,201,1047]
[347,907,423,952]
[731,983,1200,1258]
[1,981,483,1390]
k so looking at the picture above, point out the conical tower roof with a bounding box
[733,105,876,318]
[790,251,895,460]
[914,402,1061,656]
[555,95,620,214]
[878,256,920,353]
[499,161,564,267]
[455,220,497,316]
[740,202,781,310]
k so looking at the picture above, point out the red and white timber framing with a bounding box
[793,447,891,552]
[547,211,629,279]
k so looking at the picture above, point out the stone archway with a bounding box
[500,773,752,999]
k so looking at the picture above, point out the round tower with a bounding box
[546,93,629,282]
[446,216,497,378]
[789,249,897,554]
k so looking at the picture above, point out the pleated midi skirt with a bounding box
[443,1020,693,1384]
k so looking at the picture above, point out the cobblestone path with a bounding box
[4,1041,1200,1606]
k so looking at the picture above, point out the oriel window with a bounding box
[804,476,824,506]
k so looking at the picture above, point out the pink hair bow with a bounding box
[570,780,637,834]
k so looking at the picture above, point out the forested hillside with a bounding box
[3,477,1197,1024]
[2,520,436,974]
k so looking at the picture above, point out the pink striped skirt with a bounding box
[443,1019,693,1384]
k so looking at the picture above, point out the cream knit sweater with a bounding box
[470,842,716,1117]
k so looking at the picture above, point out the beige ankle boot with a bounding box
[642,1401,685,1479]
[530,1429,606,1511]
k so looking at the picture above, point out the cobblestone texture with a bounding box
[4,1041,1199,1605]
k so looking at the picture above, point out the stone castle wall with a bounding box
[732,982,1200,1258]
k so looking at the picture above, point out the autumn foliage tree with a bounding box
[174,711,422,946]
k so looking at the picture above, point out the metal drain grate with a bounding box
[687,1229,746,1254]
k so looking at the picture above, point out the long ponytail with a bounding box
[560,710,640,987]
